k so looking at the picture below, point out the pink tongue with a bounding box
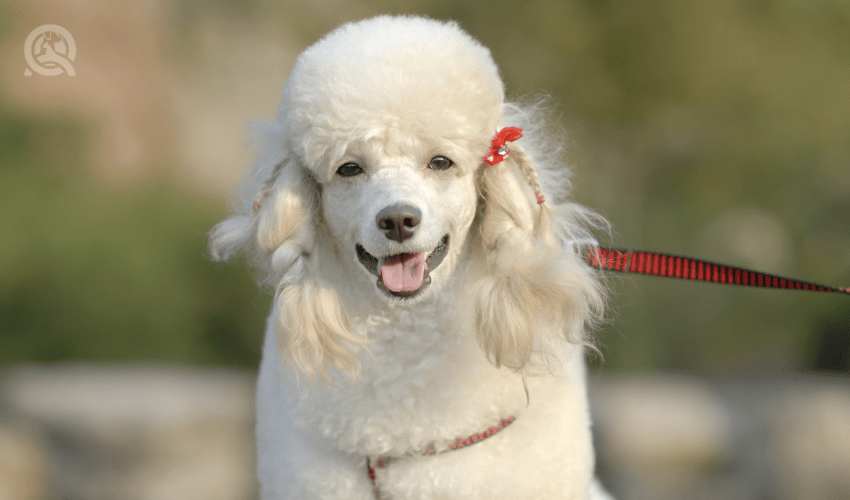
[380,252,427,293]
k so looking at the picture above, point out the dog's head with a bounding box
[280,16,504,303]
[210,16,604,383]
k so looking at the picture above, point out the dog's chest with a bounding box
[291,305,528,457]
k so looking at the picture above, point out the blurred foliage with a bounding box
[0,103,266,368]
[2,0,849,373]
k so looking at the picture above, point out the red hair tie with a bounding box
[483,127,523,166]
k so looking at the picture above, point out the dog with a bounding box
[209,15,612,500]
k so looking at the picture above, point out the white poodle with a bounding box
[210,15,611,500]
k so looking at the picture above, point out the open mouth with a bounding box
[356,234,450,298]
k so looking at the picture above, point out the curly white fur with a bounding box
[210,15,612,499]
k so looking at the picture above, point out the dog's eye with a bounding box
[428,156,454,171]
[336,162,364,177]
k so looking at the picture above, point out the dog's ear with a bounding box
[209,130,365,385]
[208,151,317,284]
[472,143,604,371]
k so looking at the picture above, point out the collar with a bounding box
[367,416,516,498]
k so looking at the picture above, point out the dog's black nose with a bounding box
[376,203,421,243]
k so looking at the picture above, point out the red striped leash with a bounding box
[586,246,849,295]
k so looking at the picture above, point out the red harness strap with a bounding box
[587,247,849,295]
[367,416,516,498]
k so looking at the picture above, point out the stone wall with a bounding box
[0,365,256,500]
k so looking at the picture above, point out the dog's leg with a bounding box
[256,322,374,500]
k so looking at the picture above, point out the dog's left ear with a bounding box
[473,141,604,371]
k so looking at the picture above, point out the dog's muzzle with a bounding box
[356,234,449,299]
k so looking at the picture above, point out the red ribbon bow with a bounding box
[483,127,523,166]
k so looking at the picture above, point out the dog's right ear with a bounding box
[208,117,320,283]
[208,125,365,385]
[208,153,316,284]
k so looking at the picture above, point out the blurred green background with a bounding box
[1,0,849,375]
